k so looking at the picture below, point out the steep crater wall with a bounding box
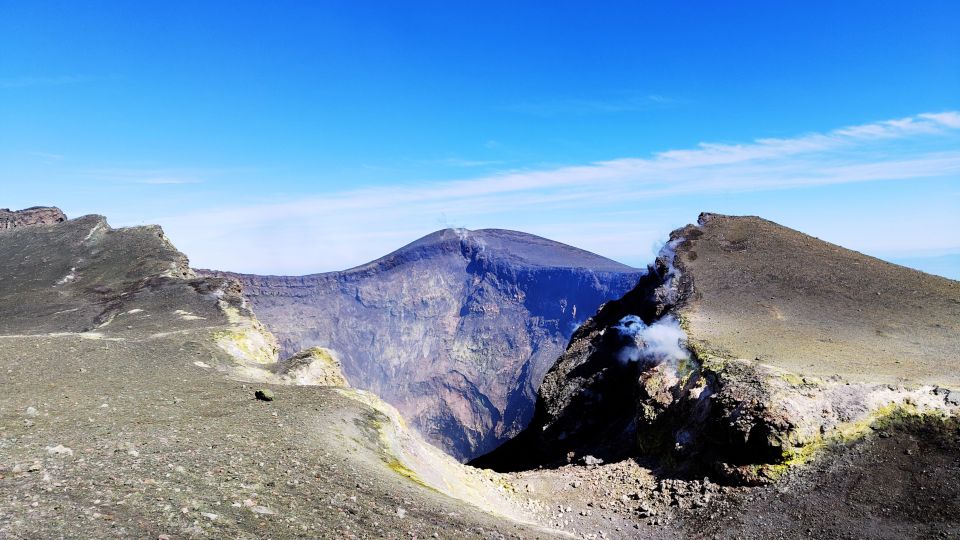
[200,228,643,461]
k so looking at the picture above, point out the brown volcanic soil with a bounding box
[678,417,960,540]
[673,213,960,385]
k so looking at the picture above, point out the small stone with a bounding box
[250,505,275,515]
[255,389,275,402]
[25,406,38,417]
[396,507,407,519]
[45,444,73,457]
[945,390,960,406]
[581,455,604,466]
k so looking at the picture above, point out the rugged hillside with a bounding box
[475,214,960,486]
[202,228,643,460]
[4,208,959,539]
[0,210,554,539]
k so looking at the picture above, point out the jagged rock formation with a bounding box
[274,346,351,386]
[474,214,960,484]
[0,206,66,230]
[201,228,643,460]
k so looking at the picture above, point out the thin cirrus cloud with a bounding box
[155,111,960,275]
[0,74,120,89]
[80,167,213,185]
[505,93,681,117]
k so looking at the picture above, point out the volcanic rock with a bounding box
[0,206,66,230]
[474,214,960,483]
[201,228,642,460]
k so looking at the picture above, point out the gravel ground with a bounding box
[0,333,552,539]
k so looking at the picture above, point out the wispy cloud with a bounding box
[25,151,65,161]
[410,157,505,168]
[506,93,682,117]
[151,111,960,274]
[80,167,217,185]
[0,74,118,89]
[137,178,202,185]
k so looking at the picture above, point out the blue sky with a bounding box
[1,1,958,277]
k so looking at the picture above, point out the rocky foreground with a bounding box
[1,208,959,539]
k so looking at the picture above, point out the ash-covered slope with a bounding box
[203,228,643,460]
[676,212,960,384]
[0,210,552,539]
[475,213,960,485]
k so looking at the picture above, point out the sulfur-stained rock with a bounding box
[275,347,350,387]
[254,389,275,401]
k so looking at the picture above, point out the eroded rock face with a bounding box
[474,214,960,484]
[0,206,67,230]
[0,212,278,373]
[201,228,643,460]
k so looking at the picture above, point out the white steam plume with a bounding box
[613,315,691,367]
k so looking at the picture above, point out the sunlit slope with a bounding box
[674,213,960,385]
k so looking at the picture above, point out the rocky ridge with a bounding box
[475,213,960,486]
[201,228,643,460]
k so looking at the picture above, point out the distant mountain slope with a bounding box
[202,228,643,460]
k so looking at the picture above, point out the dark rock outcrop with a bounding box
[0,206,67,230]
[201,228,643,460]
[474,214,960,484]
